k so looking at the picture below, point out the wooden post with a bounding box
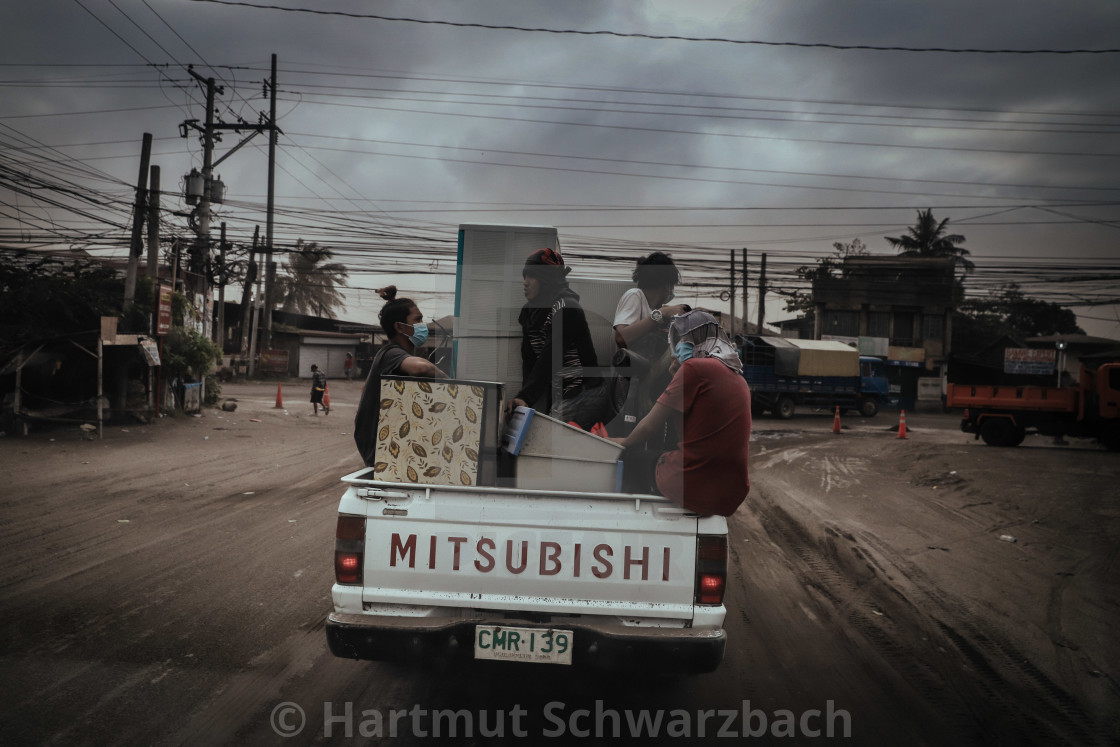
[97,336,104,440]
[742,248,748,332]
[146,165,161,279]
[756,253,767,332]
[729,250,736,337]
[13,350,21,426]
[217,222,227,354]
[124,133,152,308]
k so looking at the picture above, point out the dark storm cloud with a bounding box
[3,0,1118,332]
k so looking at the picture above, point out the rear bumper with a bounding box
[326,612,725,674]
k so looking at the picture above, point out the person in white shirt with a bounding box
[613,252,690,414]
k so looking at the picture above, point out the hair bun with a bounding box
[377,285,398,301]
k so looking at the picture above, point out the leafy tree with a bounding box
[0,250,122,345]
[162,326,222,380]
[954,283,1083,355]
[273,239,349,317]
[783,239,868,317]
[885,209,973,273]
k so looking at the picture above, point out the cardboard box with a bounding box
[372,377,503,487]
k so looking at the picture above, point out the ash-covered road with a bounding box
[0,382,1115,745]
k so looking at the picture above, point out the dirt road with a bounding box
[0,381,1116,745]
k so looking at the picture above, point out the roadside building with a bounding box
[810,256,958,410]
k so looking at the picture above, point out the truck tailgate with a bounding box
[342,476,704,621]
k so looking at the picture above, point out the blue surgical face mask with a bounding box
[674,341,694,363]
[407,322,429,347]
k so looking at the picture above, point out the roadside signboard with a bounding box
[259,349,289,374]
[1004,347,1055,375]
[156,284,173,335]
[139,338,161,366]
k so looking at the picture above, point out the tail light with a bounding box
[335,515,365,585]
[695,534,727,605]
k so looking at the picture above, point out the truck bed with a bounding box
[743,364,860,396]
[334,469,724,622]
[946,383,1078,413]
[328,470,729,672]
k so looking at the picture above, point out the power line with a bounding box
[286,132,1120,195]
[275,85,1120,136]
[185,1,1120,55]
[283,96,1120,160]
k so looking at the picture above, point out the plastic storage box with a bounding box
[503,407,624,492]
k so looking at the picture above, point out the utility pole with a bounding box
[742,248,749,332]
[217,222,228,352]
[200,75,217,342]
[757,252,767,332]
[728,250,736,337]
[248,231,264,378]
[181,69,221,341]
[263,53,278,350]
[239,225,259,358]
[145,165,160,280]
[170,237,179,291]
[181,59,279,349]
[123,133,152,309]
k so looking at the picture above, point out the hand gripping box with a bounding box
[372,377,503,487]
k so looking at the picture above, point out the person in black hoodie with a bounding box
[508,248,609,430]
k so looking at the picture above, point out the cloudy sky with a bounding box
[3,0,1119,337]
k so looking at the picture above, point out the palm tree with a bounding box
[274,239,350,317]
[885,209,974,273]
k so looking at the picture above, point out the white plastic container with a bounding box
[503,407,624,492]
[514,453,624,492]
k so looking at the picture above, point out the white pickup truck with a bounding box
[326,471,729,673]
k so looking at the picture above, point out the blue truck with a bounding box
[738,335,889,419]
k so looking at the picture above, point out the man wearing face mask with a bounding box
[613,311,751,516]
[353,285,448,467]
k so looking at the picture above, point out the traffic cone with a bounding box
[833,406,842,434]
[897,410,908,439]
[274,382,284,409]
[323,383,331,415]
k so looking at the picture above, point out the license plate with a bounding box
[474,625,573,665]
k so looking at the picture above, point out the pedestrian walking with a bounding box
[310,364,328,415]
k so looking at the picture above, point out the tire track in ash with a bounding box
[856,530,1112,746]
[750,491,974,736]
[749,437,1085,741]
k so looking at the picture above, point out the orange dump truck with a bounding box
[946,362,1120,450]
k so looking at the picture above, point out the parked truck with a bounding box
[327,385,730,674]
[946,362,1120,450]
[738,335,889,419]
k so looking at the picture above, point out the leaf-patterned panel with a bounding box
[374,378,486,486]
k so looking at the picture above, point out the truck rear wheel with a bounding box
[773,396,795,420]
[857,398,879,418]
[980,417,1024,447]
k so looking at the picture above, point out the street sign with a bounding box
[1004,347,1055,375]
[157,283,173,335]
